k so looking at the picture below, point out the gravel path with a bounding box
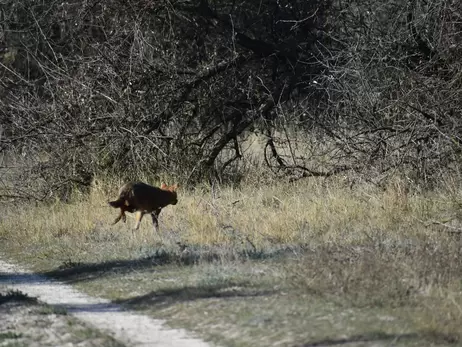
[0,258,211,347]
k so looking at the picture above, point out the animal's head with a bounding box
[160,183,179,205]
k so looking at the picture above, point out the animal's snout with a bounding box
[171,199,178,205]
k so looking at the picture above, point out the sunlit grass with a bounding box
[2,175,459,249]
[1,174,462,345]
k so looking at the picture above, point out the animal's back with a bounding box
[120,182,168,211]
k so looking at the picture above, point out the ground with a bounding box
[0,291,123,347]
[1,178,462,346]
[0,258,211,347]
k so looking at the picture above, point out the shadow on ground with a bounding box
[41,253,177,284]
[1,271,52,286]
[2,271,271,313]
[297,331,459,346]
[114,283,273,309]
[47,282,272,313]
[35,245,298,284]
[0,289,38,305]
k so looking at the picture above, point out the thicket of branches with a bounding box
[1,0,461,200]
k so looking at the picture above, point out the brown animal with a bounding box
[108,182,178,232]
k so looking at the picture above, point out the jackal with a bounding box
[108,182,178,232]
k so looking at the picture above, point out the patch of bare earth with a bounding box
[0,258,212,347]
[0,295,124,347]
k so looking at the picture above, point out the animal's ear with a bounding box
[171,183,178,191]
[160,182,167,189]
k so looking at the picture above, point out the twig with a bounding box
[415,217,462,234]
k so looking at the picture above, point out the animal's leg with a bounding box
[151,208,161,233]
[112,209,125,225]
[133,211,145,230]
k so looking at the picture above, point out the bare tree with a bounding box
[1,0,461,200]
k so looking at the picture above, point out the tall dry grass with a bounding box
[1,173,462,341]
[1,173,461,250]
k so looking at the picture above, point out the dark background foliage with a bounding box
[1,0,461,199]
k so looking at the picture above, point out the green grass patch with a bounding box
[37,304,68,316]
[0,331,23,340]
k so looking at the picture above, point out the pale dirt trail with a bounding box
[0,257,212,347]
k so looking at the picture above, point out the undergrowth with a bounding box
[1,174,462,343]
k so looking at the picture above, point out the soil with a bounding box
[0,257,211,347]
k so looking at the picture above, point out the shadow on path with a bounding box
[41,254,174,284]
[44,283,272,314]
[1,271,51,285]
[115,283,273,309]
[37,246,295,284]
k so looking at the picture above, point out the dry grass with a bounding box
[1,174,462,346]
[2,175,453,247]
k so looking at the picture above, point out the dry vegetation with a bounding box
[1,0,462,345]
[1,169,462,346]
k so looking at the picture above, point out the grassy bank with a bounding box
[1,176,462,346]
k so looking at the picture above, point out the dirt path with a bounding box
[0,258,211,347]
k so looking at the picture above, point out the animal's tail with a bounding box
[108,199,124,208]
